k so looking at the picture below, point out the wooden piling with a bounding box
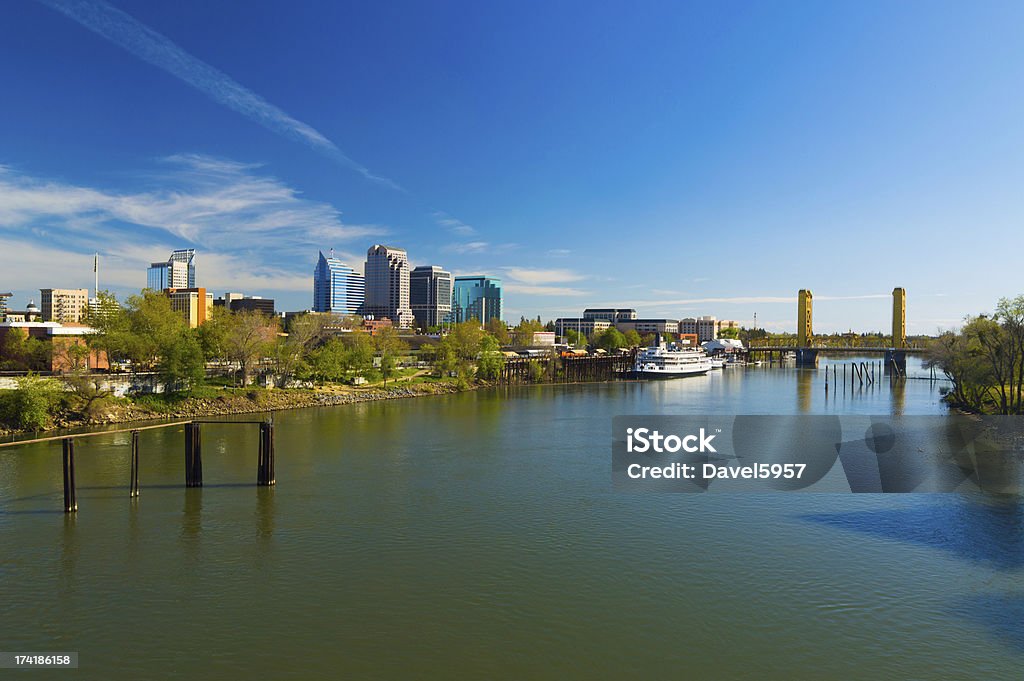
[130,429,140,498]
[62,437,77,513]
[184,421,203,487]
[258,421,276,486]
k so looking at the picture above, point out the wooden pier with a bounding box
[0,418,277,513]
[499,351,637,384]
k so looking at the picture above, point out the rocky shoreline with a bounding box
[0,381,468,438]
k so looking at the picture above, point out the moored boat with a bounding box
[633,336,713,378]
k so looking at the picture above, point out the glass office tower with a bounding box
[313,250,365,315]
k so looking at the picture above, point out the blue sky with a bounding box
[2,0,1023,333]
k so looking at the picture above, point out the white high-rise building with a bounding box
[362,245,413,328]
[148,249,196,290]
[313,251,365,315]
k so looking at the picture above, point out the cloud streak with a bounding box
[36,0,400,189]
[612,293,896,308]
[0,156,380,298]
[0,156,383,252]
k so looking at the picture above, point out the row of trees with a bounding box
[82,291,525,392]
[927,295,1024,415]
[85,291,415,390]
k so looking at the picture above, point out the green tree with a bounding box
[275,313,329,383]
[374,326,409,387]
[485,317,510,345]
[310,337,349,383]
[225,310,278,386]
[512,316,545,346]
[345,332,375,379]
[0,375,63,431]
[596,327,627,352]
[0,328,51,371]
[476,334,505,380]
[623,329,642,348]
[197,306,233,361]
[159,331,205,391]
[719,326,740,340]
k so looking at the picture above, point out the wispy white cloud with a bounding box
[442,241,519,255]
[502,267,585,285]
[36,0,400,190]
[0,156,380,297]
[504,284,589,297]
[443,241,489,254]
[500,267,589,297]
[545,248,572,257]
[0,156,382,253]
[433,211,477,236]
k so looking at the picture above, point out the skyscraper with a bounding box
[313,251,365,315]
[410,265,453,329]
[453,276,502,324]
[148,249,196,290]
[362,245,413,328]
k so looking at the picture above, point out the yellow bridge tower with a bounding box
[797,289,813,348]
[892,287,907,349]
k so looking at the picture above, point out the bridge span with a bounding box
[760,287,918,371]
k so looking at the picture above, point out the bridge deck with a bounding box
[747,346,926,354]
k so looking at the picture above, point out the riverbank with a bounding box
[0,380,468,438]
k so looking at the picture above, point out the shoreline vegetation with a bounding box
[1,290,649,437]
[927,294,1024,415]
[0,379,468,439]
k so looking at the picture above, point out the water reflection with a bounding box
[256,487,275,542]
[950,593,1024,653]
[180,489,203,561]
[801,499,1024,570]
[796,368,814,413]
[59,514,78,594]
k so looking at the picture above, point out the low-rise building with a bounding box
[362,318,394,336]
[0,321,109,373]
[40,288,89,323]
[554,318,611,338]
[679,316,741,342]
[677,333,699,347]
[3,300,42,323]
[214,293,276,316]
[616,318,679,335]
[531,331,556,347]
[583,308,637,323]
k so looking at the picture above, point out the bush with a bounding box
[0,376,63,431]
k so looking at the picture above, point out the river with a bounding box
[1,359,1022,679]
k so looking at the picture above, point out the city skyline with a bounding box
[2,1,1024,333]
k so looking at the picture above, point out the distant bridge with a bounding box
[753,287,917,370]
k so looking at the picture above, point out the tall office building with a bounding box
[453,276,502,324]
[410,265,453,329]
[0,292,11,321]
[148,249,196,290]
[313,251,365,315]
[165,288,213,328]
[362,245,413,328]
[40,288,89,323]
